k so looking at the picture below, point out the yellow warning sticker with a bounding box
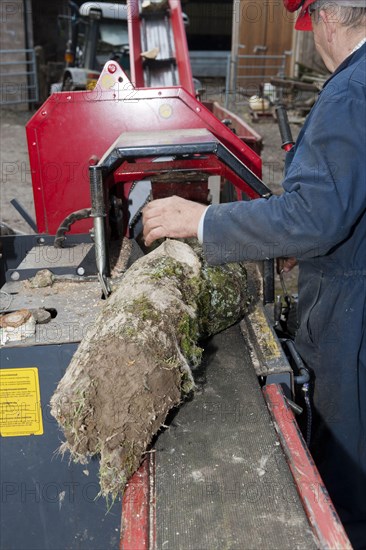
[0,368,43,437]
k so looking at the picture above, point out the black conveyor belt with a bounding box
[155,324,318,549]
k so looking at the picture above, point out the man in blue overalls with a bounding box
[143,0,366,546]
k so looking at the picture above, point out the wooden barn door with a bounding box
[232,0,295,93]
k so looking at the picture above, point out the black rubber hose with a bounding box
[54,208,92,248]
[285,339,310,385]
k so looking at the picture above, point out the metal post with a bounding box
[89,165,111,297]
[225,54,231,109]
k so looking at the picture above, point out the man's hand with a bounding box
[142,196,207,247]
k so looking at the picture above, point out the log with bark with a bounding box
[50,239,252,498]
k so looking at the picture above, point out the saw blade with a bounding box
[128,156,176,233]
[128,179,152,229]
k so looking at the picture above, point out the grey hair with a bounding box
[311,0,366,28]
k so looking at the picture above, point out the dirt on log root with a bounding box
[50,239,253,498]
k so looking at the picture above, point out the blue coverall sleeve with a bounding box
[202,88,366,265]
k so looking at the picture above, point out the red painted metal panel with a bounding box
[203,101,263,156]
[263,384,352,550]
[26,64,262,235]
[120,454,156,550]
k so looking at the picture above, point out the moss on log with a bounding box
[50,239,252,498]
